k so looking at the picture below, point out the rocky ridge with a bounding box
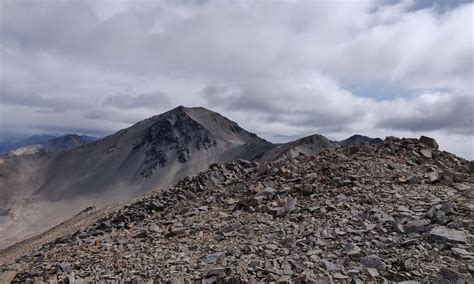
[2,136,473,283]
[339,134,383,146]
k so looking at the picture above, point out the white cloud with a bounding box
[0,0,472,159]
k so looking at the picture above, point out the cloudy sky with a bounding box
[0,0,473,158]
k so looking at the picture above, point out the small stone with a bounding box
[147,201,165,211]
[235,197,260,211]
[133,230,148,238]
[401,238,418,247]
[451,247,474,258]
[203,267,230,278]
[438,267,462,283]
[360,255,386,271]
[272,198,297,217]
[397,205,411,212]
[166,226,187,237]
[440,202,457,215]
[342,242,361,256]
[420,149,432,159]
[347,269,360,276]
[463,187,474,198]
[366,268,379,278]
[57,263,70,273]
[220,223,240,234]
[307,249,322,256]
[428,172,438,182]
[202,252,225,264]
[388,163,403,170]
[403,219,430,234]
[401,259,414,271]
[333,272,349,280]
[320,260,344,272]
[258,187,277,199]
[393,222,405,233]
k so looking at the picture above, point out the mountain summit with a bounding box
[35,106,273,199]
[0,106,273,248]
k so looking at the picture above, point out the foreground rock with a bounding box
[1,137,472,282]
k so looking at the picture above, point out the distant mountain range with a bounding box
[0,134,56,153]
[0,106,382,248]
[7,134,98,156]
[0,133,98,155]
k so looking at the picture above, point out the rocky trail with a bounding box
[1,136,473,283]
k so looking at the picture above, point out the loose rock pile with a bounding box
[2,137,473,283]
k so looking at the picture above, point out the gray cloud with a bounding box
[0,91,90,111]
[376,94,474,135]
[104,91,171,109]
[0,0,472,158]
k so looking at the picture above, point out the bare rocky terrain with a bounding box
[1,135,472,283]
[0,106,273,249]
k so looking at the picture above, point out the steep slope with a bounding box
[35,106,273,200]
[0,106,273,248]
[1,136,472,282]
[258,134,338,162]
[0,154,51,209]
[8,134,98,156]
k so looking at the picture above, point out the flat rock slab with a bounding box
[429,226,467,244]
[202,252,225,264]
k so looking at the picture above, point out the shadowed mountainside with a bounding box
[0,106,274,248]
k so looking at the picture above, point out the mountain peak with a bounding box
[0,106,275,248]
[131,106,272,177]
[339,134,383,146]
[166,105,211,115]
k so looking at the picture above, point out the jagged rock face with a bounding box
[0,106,273,249]
[133,112,217,177]
[2,137,472,282]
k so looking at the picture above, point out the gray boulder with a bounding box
[419,136,439,149]
[429,226,467,244]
